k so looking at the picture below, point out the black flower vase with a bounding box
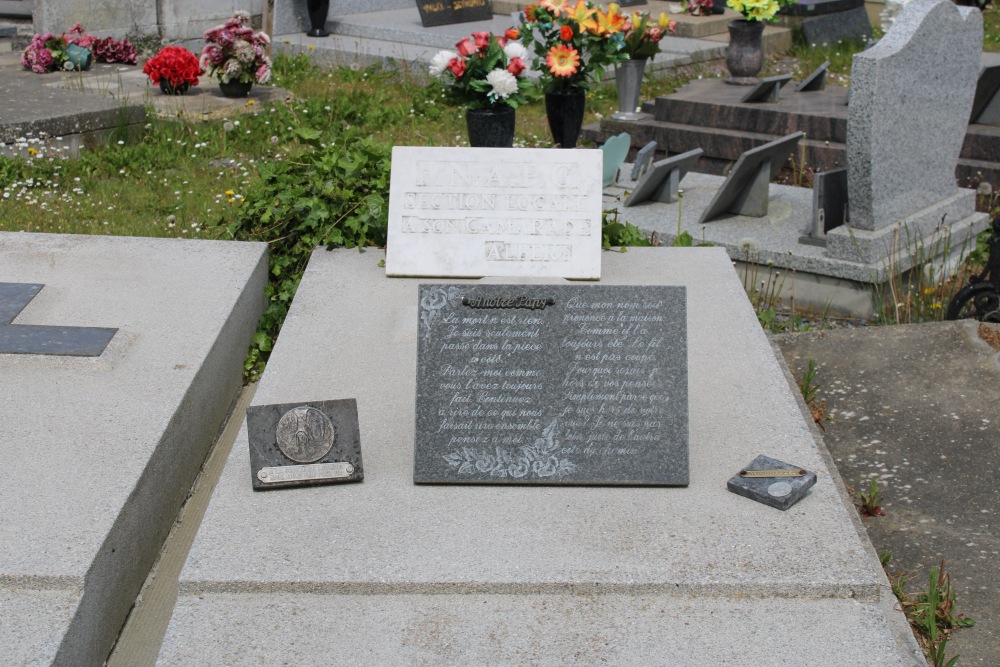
[219,79,254,98]
[465,105,516,148]
[726,19,765,86]
[159,80,190,95]
[544,87,586,149]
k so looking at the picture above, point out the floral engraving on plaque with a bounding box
[443,420,577,479]
[419,286,464,340]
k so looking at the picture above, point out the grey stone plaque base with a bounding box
[0,233,267,667]
[158,248,919,665]
[727,454,818,510]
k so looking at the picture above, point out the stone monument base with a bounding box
[606,172,990,319]
[157,248,920,664]
[0,234,267,666]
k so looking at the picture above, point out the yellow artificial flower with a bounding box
[540,0,572,16]
[568,0,598,32]
[593,6,626,35]
[658,12,671,29]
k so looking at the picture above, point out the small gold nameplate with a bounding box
[739,468,806,478]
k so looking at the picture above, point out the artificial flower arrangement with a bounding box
[143,46,203,92]
[617,6,677,60]
[684,0,717,16]
[519,0,628,92]
[200,10,273,85]
[21,24,136,73]
[727,0,794,21]
[428,31,535,109]
[21,33,68,73]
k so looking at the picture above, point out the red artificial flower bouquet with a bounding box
[143,46,203,94]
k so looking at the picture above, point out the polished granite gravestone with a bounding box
[385,147,603,279]
[836,0,984,263]
[157,248,921,665]
[0,233,267,667]
[414,284,687,485]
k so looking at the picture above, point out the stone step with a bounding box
[0,24,13,53]
[0,0,31,19]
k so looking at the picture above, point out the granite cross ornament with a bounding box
[0,283,117,356]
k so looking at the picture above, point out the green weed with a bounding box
[857,477,885,517]
[893,561,975,667]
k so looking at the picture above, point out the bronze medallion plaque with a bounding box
[247,399,363,491]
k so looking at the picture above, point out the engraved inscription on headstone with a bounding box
[385,147,603,279]
[0,282,117,356]
[247,399,363,490]
[414,284,688,485]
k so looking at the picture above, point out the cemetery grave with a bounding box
[0,1,997,664]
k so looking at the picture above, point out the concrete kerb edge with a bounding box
[50,246,269,667]
[767,335,928,667]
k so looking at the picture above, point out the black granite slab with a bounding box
[414,284,688,485]
[727,454,817,510]
[796,61,830,93]
[740,75,793,104]
[0,282,117,356]
[247,399,363,491]
[0,282,42,324]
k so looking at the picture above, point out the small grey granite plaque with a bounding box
[740,74,793,103]
[0,282,117,356]
[631,141,659,181]
[247,399,363,491]
[727,454,817,510]
[699,132,804,223]
[414,284,688,485]
[624,148,703,207]
[796,61,830,92]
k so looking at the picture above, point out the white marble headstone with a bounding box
[385,147,603,279]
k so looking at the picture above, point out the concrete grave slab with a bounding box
[385,147,603,279]
[0,233,267,667]
[158,248,920,665]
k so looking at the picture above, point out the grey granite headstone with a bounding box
[247,399,363,491]
[796,61,830,92]
[699,133,804,223]
[727,454,818,510]
[414,284,688,485]
[631,141,659,181]
[0,282,117,356]
[740,75,793,103]
[971,64,1000,125]
[624,148,703,207]
[846,0,982,232]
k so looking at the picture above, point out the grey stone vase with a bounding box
[726,19,765,85]
[612,58,648,120]
[465,105,516,147]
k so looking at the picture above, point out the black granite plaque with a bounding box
[416,0,492,28]
[414,284,688,485]
[247,399,363,491]
[740,74,793,104]
[0,282,117,356]
[727,454,817,510]
[971,64,1000,124]
[796,60,829,92]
